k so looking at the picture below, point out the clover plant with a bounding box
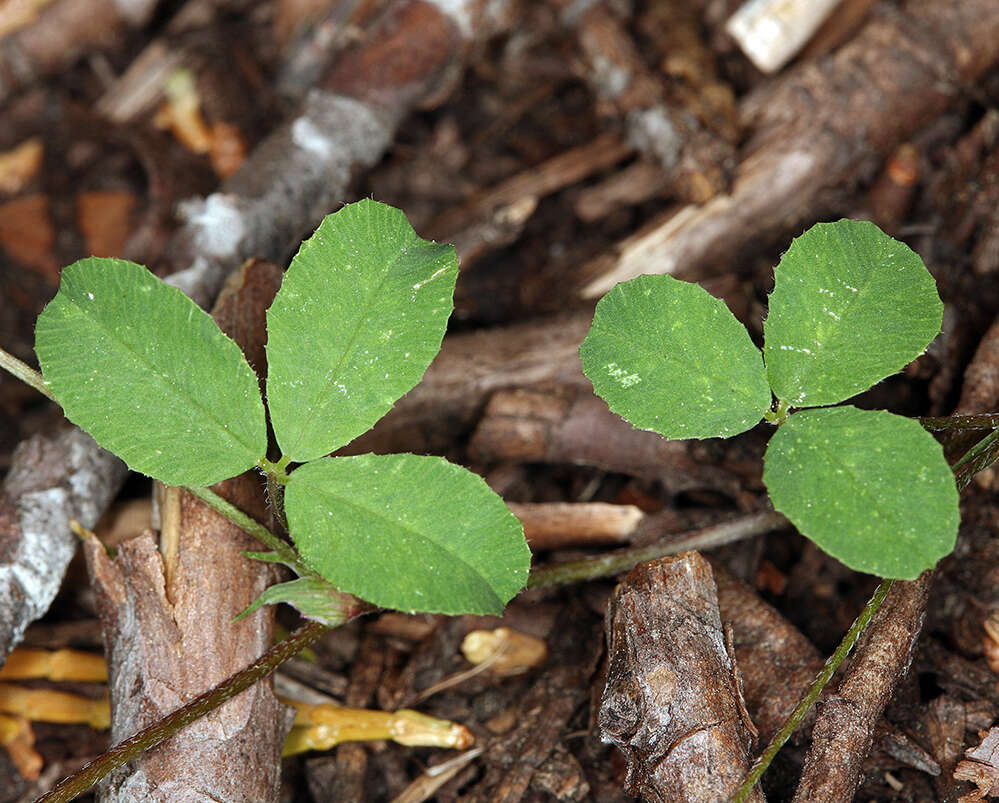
[581,219,959,579]
[31,199,530,617]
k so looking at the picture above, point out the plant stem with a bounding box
[184,485,309,576]
[265,470,289,533]
[730,578,894,803]
[527,511,787,589]
[952,428,999,491]
[920,414,999,431]
[258,455,291,484]
[36,620,331,803]
[0,346,55,401]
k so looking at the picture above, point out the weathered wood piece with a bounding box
[571,1,736,204]
[0,0,160,105]
[599,553,764,802]
[0,429,127,663]
[82,260,288,802]
[508,501,645,550]
[582,0,999,297]
[469,388,753,499]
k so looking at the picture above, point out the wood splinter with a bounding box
[599,552,764,802]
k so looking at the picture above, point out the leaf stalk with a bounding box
[0,345,55,402]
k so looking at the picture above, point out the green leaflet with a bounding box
[764,220,943,407]
[285,453,530,615]
[35,257,266,486]
[763,406,959,579]
[236,577,357,627]
[580,274,771,440]
[266,200,458,462]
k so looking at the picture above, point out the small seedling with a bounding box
[581,219,959,580]
[30,199,531,618]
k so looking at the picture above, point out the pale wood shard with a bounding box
[725,0,842,74]
[507,501,644,549]
[600,552,765,802]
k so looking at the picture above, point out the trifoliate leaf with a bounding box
[581,274,771,439]
[35,257,266,486]
[763,406,959,579]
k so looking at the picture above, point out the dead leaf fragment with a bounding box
[0,193,57,282]
[76,190,137,257]
[956,725,999,801]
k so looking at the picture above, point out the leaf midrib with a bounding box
[297,481,504,608]
[282,241,419,459]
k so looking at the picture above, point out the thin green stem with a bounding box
[0,346,55,401]
[36,620,332,803]
[953,428,999,492]
[731,578,894,803]
[184,485,308,575]
[527,511,787,589]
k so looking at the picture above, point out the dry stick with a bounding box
[34,620,331,803]
[0,426,127,664]
[580,0,999,297]
[527,510,786,588]
[789,573,932,803]
[0,0,161,106]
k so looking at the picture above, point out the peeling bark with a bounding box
[0,429,126,663]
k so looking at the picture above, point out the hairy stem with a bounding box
[527,510,787,588]
[920,414,999,430]
[731,578,894,803]
[36,620,332,803]
[953,428,999,491]
[0,345,55,401]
